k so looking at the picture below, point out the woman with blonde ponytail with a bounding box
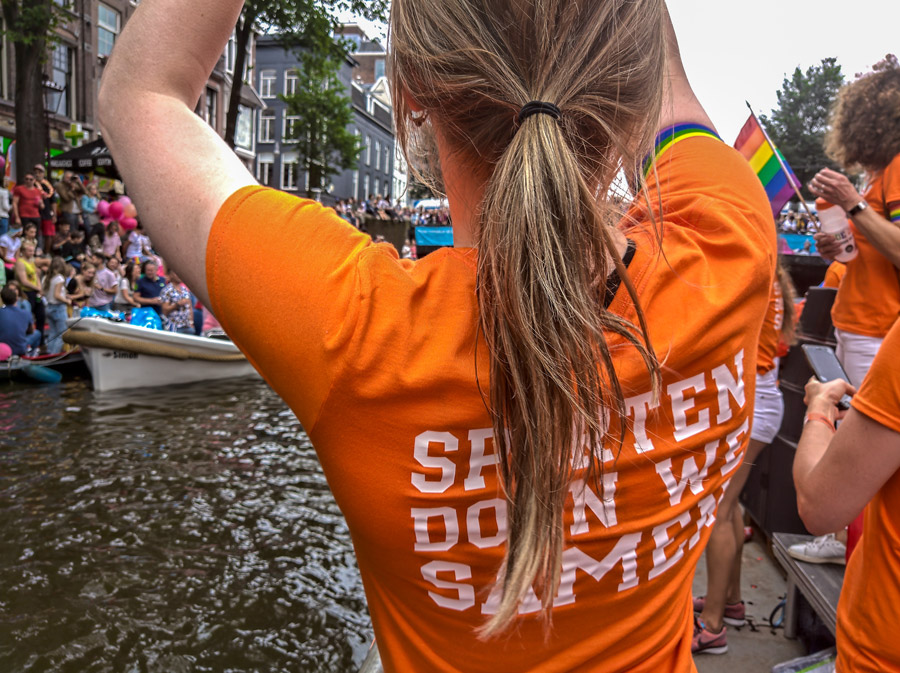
[100,0,776,670]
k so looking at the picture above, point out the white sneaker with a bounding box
[788,534,847,565]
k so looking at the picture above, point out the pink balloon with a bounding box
[0,157,5,173]
[120,217,138,231]
[108,202,124,221]
[0,342,11,361]
[118,196,132,206]
[100,217,113,227]
[97,200,110,218]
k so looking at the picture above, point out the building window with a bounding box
[257,153,274,187]
[352,170,359,201]
[384,147,390,175]
[235,104,253,150]
[375,141,381,171]
[283,115,300,142]
[365,136,371,166]
[224,32,236,74]
[374,59,385,80]
[284,69,299,96]
[205,88,217,129]
[363,174,370,199]
[97,4,120,58]
[374,178,379,197]
[259,110,275,143]
[282,153,299,191]
[260,70,277,98]
[50,44,73,118]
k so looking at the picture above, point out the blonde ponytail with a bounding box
[390,0,667,635]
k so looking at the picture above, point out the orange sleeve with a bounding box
[884,153,900,222]
[641,132,776,267]
[206,186,375,428]
[852,320,900,434]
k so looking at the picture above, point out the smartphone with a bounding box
[801,344,853,411]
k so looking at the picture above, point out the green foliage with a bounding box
[0,0,61,48]
[280,51,361,196]
[224,0,387,148]
[760,58,845,195]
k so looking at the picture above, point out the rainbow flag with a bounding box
[734,114,802,218]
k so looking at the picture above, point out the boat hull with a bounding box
[67,318,260,392]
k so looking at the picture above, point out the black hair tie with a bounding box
[518,101,562,124]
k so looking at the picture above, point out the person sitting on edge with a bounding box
[89,255,120,312]
[99,1,775,670]
[62,229,88,270]
[67,261,96,314]
[160,269,195,335]
[0,284,40,356]
[134,260,166,315]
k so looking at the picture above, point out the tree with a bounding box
[224,0,387,150]
[281,51,360,197]
[1,0,62,182]
[759,58,845,197]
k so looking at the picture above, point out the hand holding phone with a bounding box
[802,344,854,411]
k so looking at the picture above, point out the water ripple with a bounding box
[0,379,371,672]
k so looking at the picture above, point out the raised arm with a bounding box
[98,0,256,309]
[810,168,900,268]
[658,8,716,134]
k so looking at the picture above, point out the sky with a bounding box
[663,0,896,142]
[345,1,896,144]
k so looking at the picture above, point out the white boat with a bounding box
[64,317,260,392]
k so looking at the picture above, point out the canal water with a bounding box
[0,378,372,672]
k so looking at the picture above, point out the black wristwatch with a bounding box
[847,201,868,216]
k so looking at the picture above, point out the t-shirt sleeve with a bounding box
[629,126,777,275]
[851,320,900,434]
[206,186,375,428]
[883,153,900,222]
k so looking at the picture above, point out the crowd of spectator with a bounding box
[777,210,820,235]
[0,167,207,358]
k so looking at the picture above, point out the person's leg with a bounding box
[25,330,41,352]
[699,438,767,635]
[27,292,47,347]
[0,217,8,236]
[46,303,67,353]
[834,328,883,388]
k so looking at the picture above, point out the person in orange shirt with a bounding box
[822,261,846,289]
[812,58,900,387]
[98,1,774,671]
[795,320,900,672]
[692,262,795,654]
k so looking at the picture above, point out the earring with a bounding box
[411,111,428,127]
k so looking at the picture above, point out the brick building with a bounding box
[0,1,261,172]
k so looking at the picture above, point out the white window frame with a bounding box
[375,141,381,171]
[282,153,299,191]
[257,153,274,187]
[259,69,277,99]
[259,110,275,143]
[283,115,300,142]
[365,136,371,166]
[97,3,121,58]
[352,170,359,201]
[363,174,370,199]
[284,69,299,97]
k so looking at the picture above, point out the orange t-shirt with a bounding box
[822,261,846,289]
[831,152,900,338]
[207,132,775,673]
[756,279,784,375]
[836,320,900,673]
